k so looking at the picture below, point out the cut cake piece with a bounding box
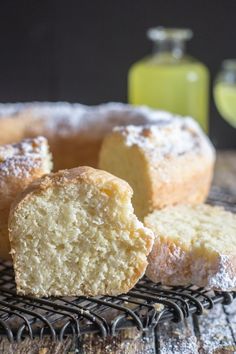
[0,136,52,260]
[145,204,236,291]
[99,117,215,220]
[9,166,153,297]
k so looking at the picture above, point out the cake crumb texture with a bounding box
[9,166,153,297]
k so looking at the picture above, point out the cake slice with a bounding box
[144,204,236,291]
[9,166,153,297]
[0,137,52,260]
[99,117,215,220]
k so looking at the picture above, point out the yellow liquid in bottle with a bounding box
[128,54,209,132]
[214,83,236,128]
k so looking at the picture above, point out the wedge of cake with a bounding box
[99,117,215,220]
[0,137,52,260]
[144,204,236,291]
[9,166,153,297]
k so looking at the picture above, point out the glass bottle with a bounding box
[214,59,236,128]
[128,27,209,132]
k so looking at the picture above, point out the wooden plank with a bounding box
[156,318,198,354]
[193,304,236,353]
[0,328,156,354]
[0,304,236,354]
[223,299,236,343]
[79,328,155,354]
[0,336,74,354]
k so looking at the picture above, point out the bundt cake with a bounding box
[0,102,214,172]
[145,204,236,291]
[9,166,153,297]
[0,136,52,260]
[99,119,215,219]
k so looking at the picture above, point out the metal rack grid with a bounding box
[0,187,235,343]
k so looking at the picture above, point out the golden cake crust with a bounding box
[10,166,132,207]
[99,121,215,219]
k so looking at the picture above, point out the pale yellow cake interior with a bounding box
[9,170,153,296]
[145,204,236,255]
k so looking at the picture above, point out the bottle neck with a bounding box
[152,39,186,59]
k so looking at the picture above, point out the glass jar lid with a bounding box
[147,27,193,42]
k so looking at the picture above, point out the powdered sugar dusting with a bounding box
[160,335,198,354]
[208,254,236,291]
[0,136,51,177]
[191,253,236,291]
[0,102,214,150]
[28,103,179,138]
[147,243,236,291]
[114,116,214,162]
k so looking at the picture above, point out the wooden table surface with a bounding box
[1,151,236,354]
[214,151,236,196]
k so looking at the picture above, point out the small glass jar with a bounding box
[128,27,209,132]
[214,60,236,128]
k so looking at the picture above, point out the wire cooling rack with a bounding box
[0,187,235,343]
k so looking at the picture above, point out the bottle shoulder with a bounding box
[130,54,209,72]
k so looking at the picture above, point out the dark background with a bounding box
[0,0,235,148]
